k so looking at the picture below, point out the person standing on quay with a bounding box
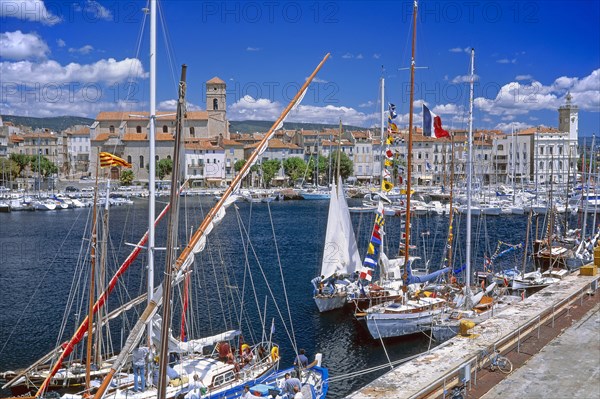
[132,345,150,392]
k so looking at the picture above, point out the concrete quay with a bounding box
[345,273,600,399]
[480,303,600,399]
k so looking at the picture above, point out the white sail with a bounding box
[320,176,361,278]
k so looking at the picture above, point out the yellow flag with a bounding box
[100,152,132,168]
[368,243,375,255]
[382,180,394,192]
[384,159,393,167]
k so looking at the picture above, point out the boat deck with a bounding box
[346,272,600,399]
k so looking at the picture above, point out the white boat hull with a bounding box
[365,307,444,339]
[314,293,346,312]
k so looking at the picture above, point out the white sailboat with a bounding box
[313,174,362,312]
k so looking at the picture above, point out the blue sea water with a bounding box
[0,197,541,398]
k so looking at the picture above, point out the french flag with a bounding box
[422,104,450,138]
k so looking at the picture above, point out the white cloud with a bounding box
[356,53,364,59]
[451,74,480,84]
[0,0,61,25]
[494,121,532,132]
[449,47,470,53]
[341,53,353,59]
[0,57,147,86]
[0,30,50,60]
[228,95,379,126]
[158,99,201,111]
[373,53,381,59]
[515,74,533,81]
[246,47,260,52]
[359,100,374,108]
[432,103,463,115]
[306,77,328,84]
[56,38,66,47]
[497,58,517,64]
[68,45,94,55]
[82,0,113,20]
[474,69,600,117]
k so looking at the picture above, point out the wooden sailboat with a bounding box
[362,0,450,340]
[312,121,362,313]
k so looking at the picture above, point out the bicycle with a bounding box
[478,348,513,374]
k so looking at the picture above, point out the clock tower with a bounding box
[558,92,578,141]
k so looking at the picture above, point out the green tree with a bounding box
[307,155,328,184]
[9,153,31,177]
[120,169,134,186]
[328,151,354,180]
[157,158,173,180]
[0,158,19,185]
[29,156,58,177]
[261,159,281,187]
[283,157,307,184]
[234,159,246,173]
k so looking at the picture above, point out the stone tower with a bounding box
[558,92,578,141]
[206,76,228,138]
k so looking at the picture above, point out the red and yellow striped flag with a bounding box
[99,152,132,168]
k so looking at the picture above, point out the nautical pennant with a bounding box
[382,180,394,192]
[359,267,373,281]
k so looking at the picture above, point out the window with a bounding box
[155,155,159,161]
[213,98,218,110]
[162,125,168,133]
[136,125,142,133]
[549,146,553,154]
[191,159,195,166]
[127,155,132,164]
[559,146,563,155]
[539,146,544,155]
[109,125,115,134]
[167,155,171,160]
[497,144,504,151]
[140,155,144,168]
[190,126,195,137]
[539,161,544,169]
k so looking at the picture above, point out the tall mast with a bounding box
[447,137,455,270]
[147,0,157,345]
[512,123,516,205]
[157,65,187,398]
[84,155,100,396]
[465,48,475,298]
[402,0,418,282]
[380,76,385,191]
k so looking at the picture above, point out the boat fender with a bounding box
[271,346,279,361]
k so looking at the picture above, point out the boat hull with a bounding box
[365,308,444,339]
[314,293,346,312]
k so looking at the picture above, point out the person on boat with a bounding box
[311,275,324,295]
[241,385,253,399]
[184,374,207,399]
[293,385,304,399]
[283,373,302,399]
[293,349,308,369]
[241,344,253,366]
[132,344,150,392]
[217,341,231,361]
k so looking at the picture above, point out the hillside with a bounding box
[1,115,371,134]
[1,115,94,132]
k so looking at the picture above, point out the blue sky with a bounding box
[1,0,598,135]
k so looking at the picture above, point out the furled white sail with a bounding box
[320,176,361,279]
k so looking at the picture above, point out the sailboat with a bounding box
[361,1,451,340]
[313,123,362,313]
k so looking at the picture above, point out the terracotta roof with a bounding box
[517,126,560,135]
[245,138,301,150]
[95,111,208,121]
[9,134,23,143]
[206,76,225,84]
[22,132,57,139]
[220,139,243,146]
[352,131,370,139]
[185,140,222,150]
[92,133,110,141]
[67,127,91,136]
[121,133,174,141]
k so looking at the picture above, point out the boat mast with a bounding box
[147,0,157,346]
[84,155,100,395]
[512,123,516,205]
[582,136,595,238]
[447,136,455,270]
[402,0,417,285]
[465,48,475,301]
[157,64,187,398]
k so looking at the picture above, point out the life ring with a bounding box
[270,346,279,361]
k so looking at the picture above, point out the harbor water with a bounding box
[0,196,542,398]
